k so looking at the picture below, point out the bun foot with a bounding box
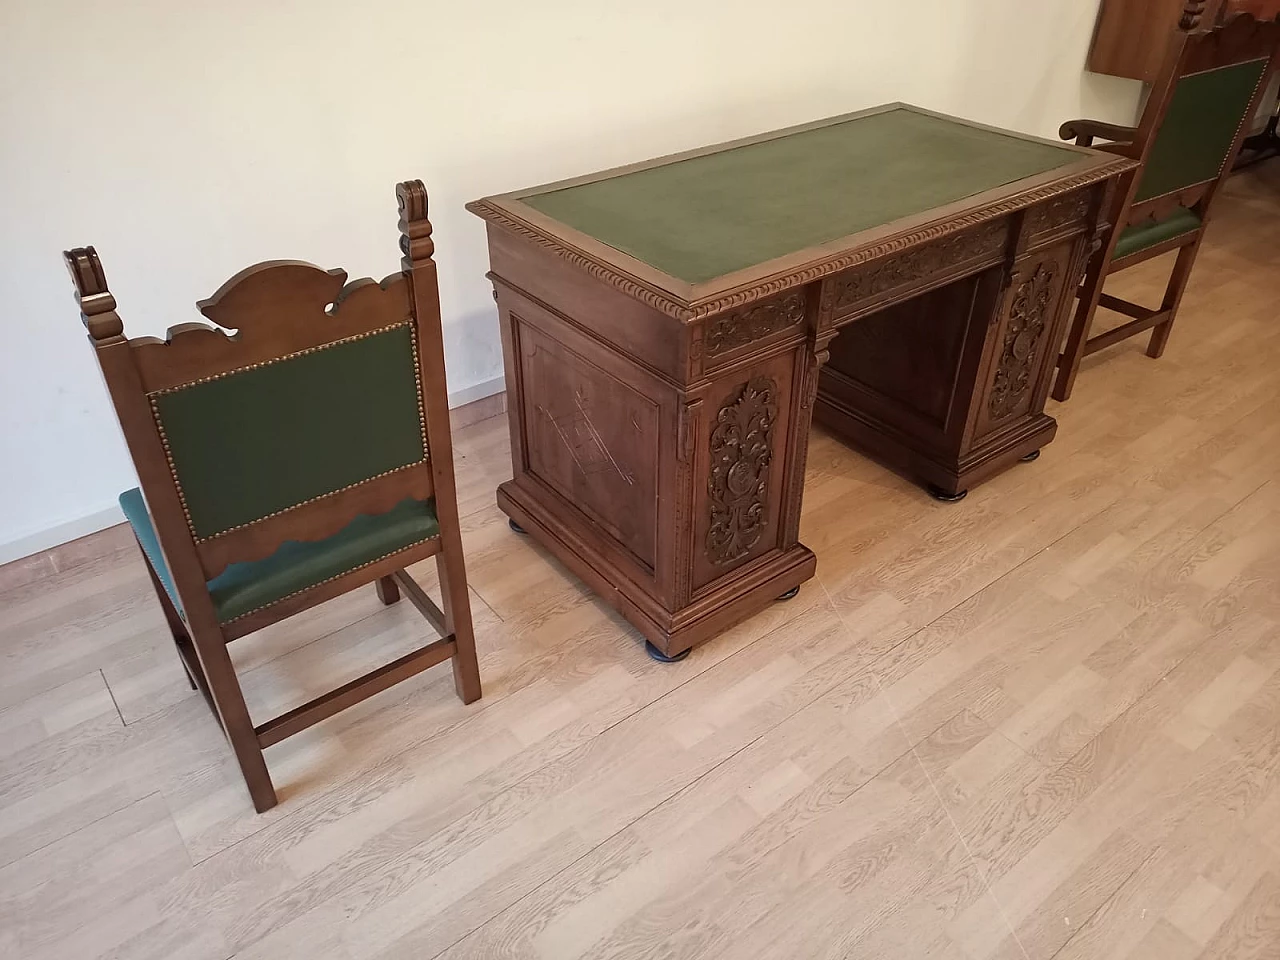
[776,586,801,601]
[927,485,968,503]
[645,641,691,663]
[1020,450,1041,463]
[508,518,527,535]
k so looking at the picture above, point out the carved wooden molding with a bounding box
[705,292,805,356]
[1126,184,1211,232]
[64,246,123,341]
[1185,6,1280,70]
[826,221,1007,317]
[706,377,778,566]
[989,263,1059,420]
[465,199,690,318]
[468,158,1134,322]
[129,266,413,394]
[1026,190,1093,239]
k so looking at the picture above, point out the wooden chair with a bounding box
[64,180,482,812]
[1052,2,1280,401]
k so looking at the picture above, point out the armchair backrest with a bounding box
[66,181,454,585]
[1130,5,1280,215]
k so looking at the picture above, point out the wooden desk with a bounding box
[468,104,1132,658]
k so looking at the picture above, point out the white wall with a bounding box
[0,0,1141,562]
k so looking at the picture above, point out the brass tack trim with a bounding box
[148,321,412,396]
[217,533,440,625]
[146,320,432,543]
[1211,62,1269,183]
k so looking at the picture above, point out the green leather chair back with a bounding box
[151,323,426,541]
[1133,58,1269,203]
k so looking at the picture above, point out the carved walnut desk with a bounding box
[468,104,1133,658]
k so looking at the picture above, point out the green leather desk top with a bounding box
[518,106,1087,285]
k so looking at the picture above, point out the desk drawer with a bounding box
[820,221,1009,328]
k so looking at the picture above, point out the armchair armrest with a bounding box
[1058,118,1139,148]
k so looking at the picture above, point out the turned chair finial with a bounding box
[63,246,123,341]
[1180,0,1208,30]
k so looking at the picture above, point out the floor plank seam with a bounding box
[1045,847,1158,960]
[423,678,930,960]
[100,667,127,729]
[0,790,166,873]
[815,575,1036,960]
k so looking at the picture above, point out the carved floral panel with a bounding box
[988,262,1059,421]
[706,377,778,566]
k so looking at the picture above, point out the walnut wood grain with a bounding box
[474,106,1130,654]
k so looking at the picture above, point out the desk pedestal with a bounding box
[814,245,1076,498]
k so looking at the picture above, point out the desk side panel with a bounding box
[485,224,688,382]
[487,229,687,607]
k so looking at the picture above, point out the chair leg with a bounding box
[1146,241,1200,360]
[1052,253,1107,403]
[436,532,482,705]
[186,625,278,812]
[375,574,401,605]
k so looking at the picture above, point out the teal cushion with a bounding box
[119,488,439,623]
[1113,207,1201,260]
[121,487,182,612]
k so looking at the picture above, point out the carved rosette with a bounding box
[706,377,778,566]
[830,222,1006,315]
[705,293,805,356]
[988,263,1059,421]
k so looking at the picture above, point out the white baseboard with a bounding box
[0,505,127,567]
[0,374,508,568]
[448,374,505,409]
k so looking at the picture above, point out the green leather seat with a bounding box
[1112,207,1202,261]
[120,487,439,623]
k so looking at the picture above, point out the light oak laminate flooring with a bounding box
[1,166,1278,959]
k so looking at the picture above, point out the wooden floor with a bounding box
[2,166,1279,960]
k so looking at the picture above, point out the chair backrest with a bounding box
[1129,5,1280,214]
[66,180,453,584]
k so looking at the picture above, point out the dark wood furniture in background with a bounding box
[1088,0,1279,81]
[1054,5,1280,401]
[1090,0,1228,81]
[469,104,1131,660]
[65,180,481,812]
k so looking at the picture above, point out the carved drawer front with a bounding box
[1025,188,1094,246]
[699,291,807,371]
[518,319,661,573]
[821,221,1008,327]
[976,238,1077,438]
[691,351,797,592]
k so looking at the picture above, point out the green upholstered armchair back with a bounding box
[151,322,426,541]
[1134,58,1271,203]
